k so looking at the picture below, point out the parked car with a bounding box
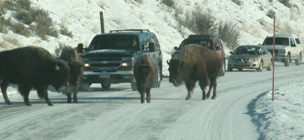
[261,34,303,67]
[77,29,163,91]
[228,45,272,71]
[172,35,226,76]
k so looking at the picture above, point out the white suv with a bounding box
[262,34,303,67]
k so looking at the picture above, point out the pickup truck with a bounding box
[261,34,303,66]
[77,29,163,91]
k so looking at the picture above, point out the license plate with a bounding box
[99,72,110,78]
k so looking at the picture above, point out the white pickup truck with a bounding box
[261,34,304,67]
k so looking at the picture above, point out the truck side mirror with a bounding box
[77,43,84,53]
[174,46,179,50]
[149,42,155,52]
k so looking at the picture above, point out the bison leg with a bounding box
[206,77,217,99]
[185,81,195,100]
[73,93,78,103]
[18,84,32,106]
[138,88,146,103]
[211,79,217,99]
[67,93,72,103]
[37,87,53,106]
[199,81,207,100]
[146,88,151,103]
[1,79,12,105]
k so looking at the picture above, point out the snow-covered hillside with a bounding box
[1,0,304,72]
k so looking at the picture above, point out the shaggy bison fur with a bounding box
[0,46,70,106]
[59,46,84,103]
[133,54,156,103]
[167,44,222,100]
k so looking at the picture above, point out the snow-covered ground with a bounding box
[1,0,304,139]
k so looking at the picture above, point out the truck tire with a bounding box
[131,82,137,91]
[284,54,290,67]
[101,81,111,90]
[257,61,263,72]
[267,60,272,71]
[295,53,301,65]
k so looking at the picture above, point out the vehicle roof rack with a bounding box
[109,29,150,33]
[187,35,217,39]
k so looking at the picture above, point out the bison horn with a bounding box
[166,60,170,65]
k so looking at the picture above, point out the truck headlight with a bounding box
[84,63,90,67]
[122,57,134,67]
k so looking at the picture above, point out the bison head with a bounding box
[167,58,184,86]
[52,59,70,92]
[138,65,153,88]
[68,61,84,86]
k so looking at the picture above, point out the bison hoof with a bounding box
[212,96,217,99]
[5,101,12,105]
[185,97,191,100]
[25,103,32,106]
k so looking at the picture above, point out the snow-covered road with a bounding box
[1,62,304,140]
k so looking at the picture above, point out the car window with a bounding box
[180,39,213,50]
[290,38,296,46]
[151,36,160,50]
[295,38,301,44]
[262,37,289,45]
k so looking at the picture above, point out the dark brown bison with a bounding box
[133,54,157,103]
[0,46,70,106]
[167,44,222,100]
[59,46,84,103]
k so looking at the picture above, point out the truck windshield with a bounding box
[262,37,289,45]
[88,36,139,51]
[180,39,213,50]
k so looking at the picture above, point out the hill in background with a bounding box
[0,0,304,67]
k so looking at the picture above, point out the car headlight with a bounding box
[250,58,260,62]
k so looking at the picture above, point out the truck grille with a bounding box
[268,50,278,54]
[90,63,121,67]
[89,58,122,68]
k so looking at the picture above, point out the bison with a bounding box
[59,46,84,103]
[133,54,157,103]
[167,44,222,100]
[0,46,70,106]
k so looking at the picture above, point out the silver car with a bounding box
[228,45,272,71]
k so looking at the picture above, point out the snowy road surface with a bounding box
[1,62,304,140]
